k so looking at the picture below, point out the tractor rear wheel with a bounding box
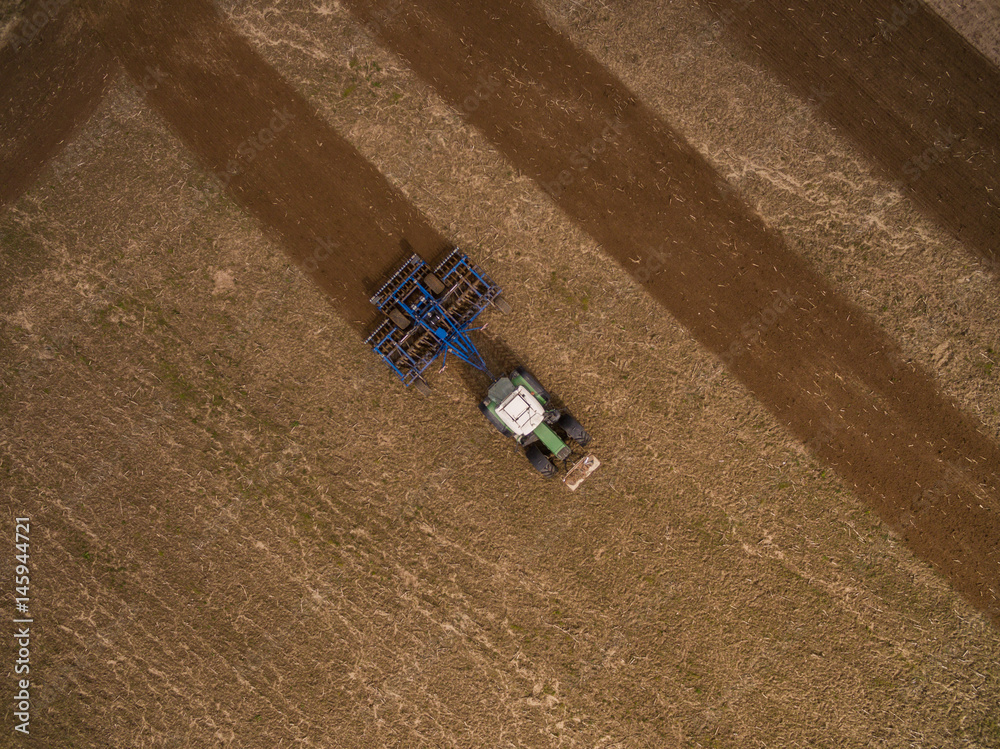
[524,444,557,478]
[479,401,513,437]
[388,307,411,329]
[512,366,550,403]
[558,413,591,447]
[424,273,446,295]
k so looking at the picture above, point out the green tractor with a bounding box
[479,366,600,490]
[367,249,599,488]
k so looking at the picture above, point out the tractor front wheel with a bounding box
[479,401,513,437]
[557,413,591,447]
[512,366,550,403]
[524,444,557,478]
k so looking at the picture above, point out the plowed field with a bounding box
[2,0,999,746]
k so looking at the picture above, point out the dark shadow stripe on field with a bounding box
[701,0,1000,273]
[341,0,1000,624]
[86,0,449,328]
[0,0,117,208]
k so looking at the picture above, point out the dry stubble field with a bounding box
[1,0,999,747]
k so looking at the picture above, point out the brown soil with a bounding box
[339,0,1000,623]
[701,0,1000,268]
[86,0,449,327]
[0,1,116,207]
[2,0,1000,746]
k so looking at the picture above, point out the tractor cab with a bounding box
[488,378,545,437]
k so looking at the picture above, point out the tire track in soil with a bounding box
[0,0,118,208]
[701,0,1000,271]
[339,0,1000,624]
[85,0,449,329]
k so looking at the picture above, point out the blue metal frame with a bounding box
[366,249,502,387]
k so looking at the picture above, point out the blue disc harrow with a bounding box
[366,248,503,389]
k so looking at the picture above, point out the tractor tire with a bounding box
[493,296,512,314]
[479,401,513,437]
[524,444,557,478]
[388,307,411,330]
[413,378,432,396]
[558,413,591,447]
[512,366,550,403]
[424,273,446,296]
